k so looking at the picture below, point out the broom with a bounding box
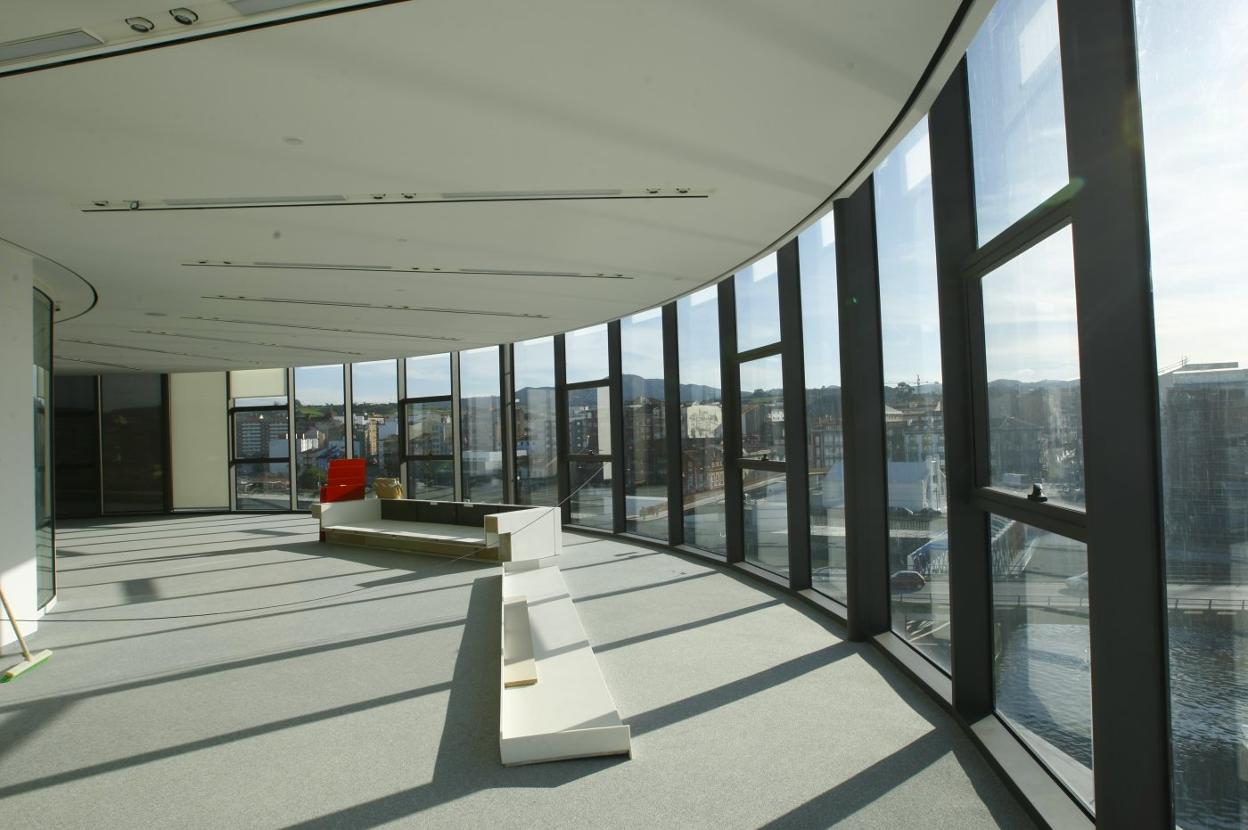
[0,585,52,683]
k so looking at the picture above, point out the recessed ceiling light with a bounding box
[182,315,461,341]
[144,311,167,317]
[0,30,102,64]
[282,136,304,146]
[182,261,634,279]
[201,294,547,319]
[228,0,316,15]
[169,7,199,25]
[126,17,156,33]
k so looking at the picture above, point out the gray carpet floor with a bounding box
[0,514,1036,829]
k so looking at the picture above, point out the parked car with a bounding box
[890,570,927,593]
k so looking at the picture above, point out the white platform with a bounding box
[499,564,632,765]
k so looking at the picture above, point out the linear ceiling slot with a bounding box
[84,187,711,211]
[181,315,461,341]
[134,329,363,356]
[61,338,263,364]
[0,30,102,63]
[58,356,142,372]
[228,0,317,16]
[183,261,631,279]
[202,295,548,319]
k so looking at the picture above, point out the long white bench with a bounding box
[318,498,560,564]
[499,561,632,765]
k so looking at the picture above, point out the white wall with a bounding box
[0,242,39,654]
[169,372,229,510]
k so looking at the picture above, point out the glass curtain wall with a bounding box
[1135,0,1248,825]
[514,337,558,506]
[677,287,727,555]
[403,354,454,500]
[459,347,504,502]
[229,369,290,510]
[33,291,54,607]
[293,365,345,509]
[735,254,788,576]
[350,359,400,496]
[100,374,167,513]
[621,309,667,540]
[565,325,613,529]
[799,215,847,603]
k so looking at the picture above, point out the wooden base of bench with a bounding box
[324,528,500,561]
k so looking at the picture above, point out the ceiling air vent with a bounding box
[0,30,102,64]
[163,195,346,207]
[228,0,318,16]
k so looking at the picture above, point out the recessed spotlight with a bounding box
[128,200,140,210]
[144,311,167,317]
[282,136,304,146]
[169,7,199,25]
[371,193,385,200]
[126,16,156,33]
[93,200,109,207]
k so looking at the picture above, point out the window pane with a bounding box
[350,360,399,494]
[228,367,286,404]
[233,409,289,460]
[100,374,166,514]
[982,227,1084,508]
[992,516,1092,807]
[799,214,847,603]
[570,460,613,530]
[743,468,787,576]
[405,400,453,456]
[875,116,951,673]
[568,385,611,456]
[294,365,345,509]
[740,355,785,463]
[967,0,1069,242]
[1135,1,1248,825]
[566,324,609,383]
[459,347,503,502]
[622,309,667,540]
[407,459,455,501]
[678,287,727,555]
[515,337,558,506]
[53,375,99,518]
[734,254,781,351]
[406,353,451,397]
[235,462,291,511]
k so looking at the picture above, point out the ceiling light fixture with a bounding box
[181,315,461,341]
[0,30,103,64]
[59,356,143,371]
[227,0,316,16]
[169,8,199,25]
[135,329,362,355]
[126,17,156,33]
[61,338,262,364]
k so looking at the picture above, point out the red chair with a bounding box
[319,458,366,503]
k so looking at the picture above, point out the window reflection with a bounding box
[743,468,787,575]
[622,309,667,540]
[460,347,503,502]
[678,288,727,555]
[565,324,609,383]
[294,365,345,509]
[740,355,785,463]
[735,254,781,351]
[350,359,400,496]
[515,337,558,506]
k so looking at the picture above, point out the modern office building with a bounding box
[0,0,1243,827]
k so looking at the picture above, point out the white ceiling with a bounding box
[0,0,963,374]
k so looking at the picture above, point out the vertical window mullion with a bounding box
[608,320,626,534]
[554,334,570,524]
[662,303,684,546]
[718,278,744,563]
[778,239,812,589]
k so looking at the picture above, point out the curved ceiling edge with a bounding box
[0,236,98,323]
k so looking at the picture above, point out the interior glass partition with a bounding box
[514,337,558,505]
[735,255,788,576]
[53,375,99,518]
[621,309,668,540]
[677,287,727,555]
[350,359,400,496]
[402,354,454,500]
[799,214,847,603]
[874,117,952,672]
[229,369,289,511]
[100,374,167,514]
[459,347,504,502]
[1135,0,1248,824]
[33,291,54,607]
[294,365,345,509]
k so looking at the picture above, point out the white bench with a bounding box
[499,561,632,765]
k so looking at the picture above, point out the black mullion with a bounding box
[739,460,787,473]
[778,237,812,589]
[1058,0,1172,823]
[736,341,783,364]
[564,377,611,391]
[718,278,744,563]
[834,180,890,641]
[229,404,289,415]
[501,344,516,504]
[970,489,1088,543]
[608,320,626,534]
[962,189,1077,278]
[554,334,571,524]
[400,394,453,406]
[663,303,683,545]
